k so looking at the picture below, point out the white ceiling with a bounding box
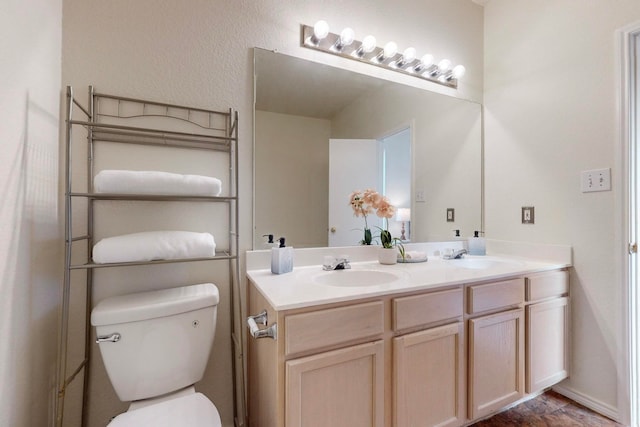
[255,50,388,119]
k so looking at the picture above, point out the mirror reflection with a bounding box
[253,48,482,249]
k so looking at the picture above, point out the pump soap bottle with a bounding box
[271,237,294,274]
[468,231,486,255]
[262,234,278,249]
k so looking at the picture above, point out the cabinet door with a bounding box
[393,322,464,427]
[468,308,525,420]
[526,297,569,393]
[285,340,384,427]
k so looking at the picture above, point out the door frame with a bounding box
[618,20,640,427]
[375,119,415,237]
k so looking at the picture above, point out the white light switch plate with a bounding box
[581,168,611,192]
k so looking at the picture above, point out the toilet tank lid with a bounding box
[91,283,219,326]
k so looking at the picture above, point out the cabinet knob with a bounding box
[330,227,336,233]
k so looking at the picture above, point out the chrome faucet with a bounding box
[443,248,468,260]
[322,257,351,271]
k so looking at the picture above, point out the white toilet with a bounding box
[91,283,222,426]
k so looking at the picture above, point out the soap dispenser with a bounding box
[271,237,294,274]
[262,234,278,249]
[453,229,463,240]
[467,231,486,256]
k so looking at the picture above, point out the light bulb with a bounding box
[334,27,355,51]
[420,54,434,68]
[452,65,466,79]
[413,54,434,72]
[438,59,452,72]
[313,20,329,40]
[383,41,398,59]
[361,35,377,53]
[402,47,417,63]
[339,27,355,47]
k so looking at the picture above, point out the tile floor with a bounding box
[470,390,622,426]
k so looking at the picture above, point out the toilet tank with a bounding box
[91,283,219,402]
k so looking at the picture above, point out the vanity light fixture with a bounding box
[300,21,465,88]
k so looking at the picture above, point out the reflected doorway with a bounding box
[328,127,411,247]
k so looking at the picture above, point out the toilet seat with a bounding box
[108,393,221,427]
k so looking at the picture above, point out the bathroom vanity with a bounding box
[246,250,569,427]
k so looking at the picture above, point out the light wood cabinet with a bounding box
[248,268,569,427]
[525,270,570,393]
[467,278,524,315]
[468,308,525,420]
[247,284,386,427]
[393,322,465,427]
[285,301,384,357]
[393,288,463,331]
[286,340,384,427]
[392,288,465,427]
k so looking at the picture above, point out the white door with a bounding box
[329,139,381,247]
[626,28,640,427]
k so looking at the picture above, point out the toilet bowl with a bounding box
[108,389,220,427]
[91,283,222,426]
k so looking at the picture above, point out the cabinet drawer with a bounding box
[526,270,568,302]
[393,288,463,331]
[285,301,384,356]
[468,278,524,314]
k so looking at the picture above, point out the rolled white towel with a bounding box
[94,170,222,196]
[402,251,427,260]
[93,231,216,264]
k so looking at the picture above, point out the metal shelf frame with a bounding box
[55,86,242,427]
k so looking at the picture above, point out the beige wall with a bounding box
[484,0,640,420]
[61,0,484,425]
[0,0,63,426]
[255,110,331,248]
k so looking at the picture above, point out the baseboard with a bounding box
[552,384,621,423]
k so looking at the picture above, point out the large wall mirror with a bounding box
[253,47,482,249]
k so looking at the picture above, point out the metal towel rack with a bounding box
[55,86,243,427]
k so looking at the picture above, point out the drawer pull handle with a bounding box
[247,310,277,340]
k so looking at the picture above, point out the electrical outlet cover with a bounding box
[581,168,611,192]
[446,208,455,222]
[522,206,535,224]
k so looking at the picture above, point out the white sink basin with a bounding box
[312,269,401,287]
[446,257,524,270]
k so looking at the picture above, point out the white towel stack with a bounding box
[94,170,222,196]
[93,231,216,264]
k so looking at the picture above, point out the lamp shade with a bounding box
[396,208,411,222]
